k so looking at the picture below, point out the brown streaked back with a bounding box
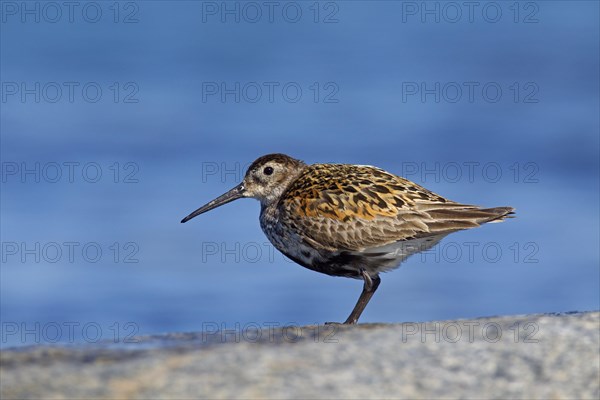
[278,163,514,252]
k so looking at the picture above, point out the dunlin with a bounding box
[182,154,514,324]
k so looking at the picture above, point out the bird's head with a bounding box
[181,153,306,223]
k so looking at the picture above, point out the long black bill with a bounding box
[181,183,245,223]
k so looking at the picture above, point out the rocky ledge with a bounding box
[1,311,599,399]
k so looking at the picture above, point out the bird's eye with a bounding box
[263,166,274,175]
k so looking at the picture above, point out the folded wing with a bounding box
[278,163,514,252]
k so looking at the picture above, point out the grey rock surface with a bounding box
[1,311,599,399]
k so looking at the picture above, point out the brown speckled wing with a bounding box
[278,164,513,252]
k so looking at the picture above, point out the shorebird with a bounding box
[182,154,514,324]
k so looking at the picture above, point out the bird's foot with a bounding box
[324,320,357,325]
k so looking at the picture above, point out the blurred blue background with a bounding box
[1,1,598,347]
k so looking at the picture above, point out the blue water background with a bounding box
[1,1,598,347]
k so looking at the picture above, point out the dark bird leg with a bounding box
[343,269,381,324]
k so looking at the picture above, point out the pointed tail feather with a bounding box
[427,206,514,223]
[425,206,515,233]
